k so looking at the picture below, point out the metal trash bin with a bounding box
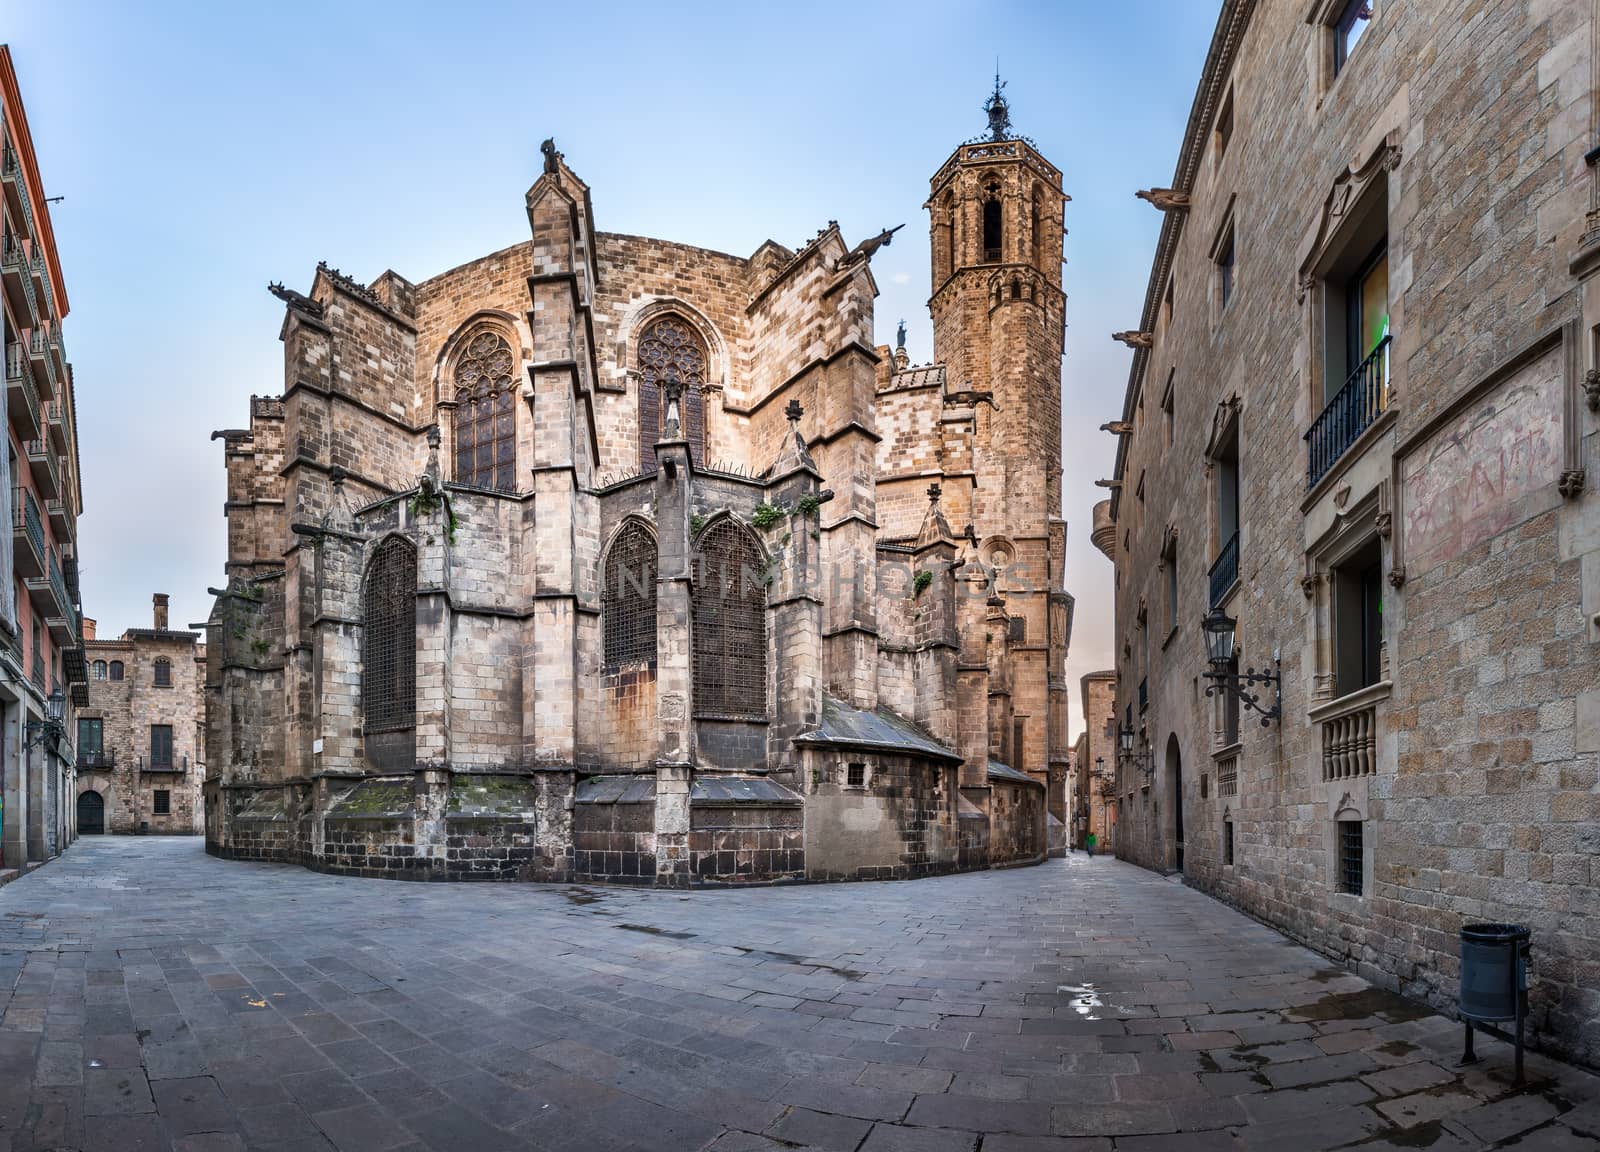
[1459,923,1530,1084]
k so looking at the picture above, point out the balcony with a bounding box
[11,487,44,578]
[5,342,40,439]
[1,231,33,324]
[46,495,72,541]
[27,328,55,400]
[62,644,85,684]
[1307,335,1391,490]
[1,145,32,240]
[1311,682,1389,781]
[44,398,66,452]
[1209,530,1239,608]
[140,753,187,775]
[47,322,65,379]
[27,247,44,301]
[24,440,58,499]
[43,551,77,642]
[77,749,115,772]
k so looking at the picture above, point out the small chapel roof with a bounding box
[795,696,962,764]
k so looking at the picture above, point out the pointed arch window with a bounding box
[1030,186,1044,270]
[363,536,417,732]
[982,183,1003,263]
[692,519,767,718]
[453,329,518,492]
[603,521,657,671]
[637,317,706,471]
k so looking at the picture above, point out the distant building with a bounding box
[76,596,205,834]
[0,45,88,869]
[1099,0,1600,1067]
[203,97,1077,885]
[1072,670,1116,851]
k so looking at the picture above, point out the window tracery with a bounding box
[453,329,518,492]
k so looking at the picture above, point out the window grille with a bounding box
[603,522,657,671]
[153,789,170,815]
[92,660,106,680]
[692,519,766,717]
[153,658,172,687]
[1338,819,1364,895]
[364,536,417,733]
[453,329,518,492]
[637,317,706,470]
[109,661,124,681]
[846,762,866,788]
[1217,755,1238,797]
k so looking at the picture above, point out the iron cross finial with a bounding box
[785,398,804,424]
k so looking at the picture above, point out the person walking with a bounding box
[1085,830,1097,859]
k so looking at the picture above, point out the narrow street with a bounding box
[0,838,1592,1151]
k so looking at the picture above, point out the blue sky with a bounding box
[8,0,1216,736]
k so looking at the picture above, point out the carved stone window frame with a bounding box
[1209,196,1238,325]
[1296,130,1401,499]
[1303,483,1393,710]
[1306,0,1380,101]
[442,319,524,494]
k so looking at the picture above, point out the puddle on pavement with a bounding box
[563,887,603,906]
[1378,1039,1420,1058]
[616,923,696,940]
[1290,986,1432,1024]
[1376,1119,1453,1148]
[729,945,865,981]
[1056,982,1136,1019]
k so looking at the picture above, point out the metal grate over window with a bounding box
[1338,819,1364,896]
[153,658,172,687]
[364,536,418,733]
[603,521,657,671]
[1217,755,1238,798]
[637,317,706,471]
[453,329,518,492]
[1224,820,1234,866]
[692,519,767,718]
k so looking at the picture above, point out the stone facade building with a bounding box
[204,97,1075,887]
[76,596,205,834]
[0,45,88,872]
[1099,0,1600,1067]
[1071,669,1117,852]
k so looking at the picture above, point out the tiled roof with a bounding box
[575,775,656,804]
[794,695,962,764]
[987,759,1042,787]
[690,776,802,806]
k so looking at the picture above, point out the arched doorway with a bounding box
[77,791,104,835]
[1166,734,1184,872]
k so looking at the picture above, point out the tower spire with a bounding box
[985,67,1011,142]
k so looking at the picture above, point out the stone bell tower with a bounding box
[927,79,1071,792]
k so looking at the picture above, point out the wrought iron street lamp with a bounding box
[1201,607,1282,724]
[24,688,65,750]
[1117,721,1150,777]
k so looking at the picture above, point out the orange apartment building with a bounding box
[0,45,87,870]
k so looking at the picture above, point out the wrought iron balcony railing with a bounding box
[12,486,44,575]
[1209,530,1239,608]
[77,749,115,771]
[1306,335,1391,489]
[5,341,40,438]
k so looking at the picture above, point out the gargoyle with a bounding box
[1112,331,1153,349]
[1135,188,1191,212]
[945,388,999,410]
[540,137,561,174]
[267,281,323,318]
[1100,421,1132,435]
[838,224,904,269]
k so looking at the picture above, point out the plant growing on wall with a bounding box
[407,489,459,545]
[913,570,934,597]
[751,503,786,530]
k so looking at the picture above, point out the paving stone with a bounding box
[2,839,1600,1150]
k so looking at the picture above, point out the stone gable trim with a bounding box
[744,223,842,313]
[282,456,397,497]
[312,264,416,333]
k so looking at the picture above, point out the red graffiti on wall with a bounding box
[1402,354,1562,575]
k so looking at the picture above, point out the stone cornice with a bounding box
[1110,0,1257,525]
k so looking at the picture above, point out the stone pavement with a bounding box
[0,839,1595,1152]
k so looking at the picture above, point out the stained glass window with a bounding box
[453,329,518,492]
[637,317,706,470]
